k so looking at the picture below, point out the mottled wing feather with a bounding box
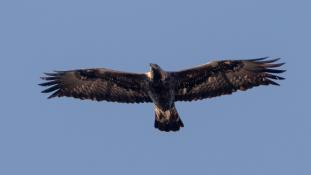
[173,57,285,101]
[39,68,152,103]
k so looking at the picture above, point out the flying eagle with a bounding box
[40,57,285,132]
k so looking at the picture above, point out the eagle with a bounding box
[40,57,285,132]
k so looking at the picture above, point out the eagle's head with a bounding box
[149,63,165,80]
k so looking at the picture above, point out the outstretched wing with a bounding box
[39,68,152,103]
[172,57,285,101]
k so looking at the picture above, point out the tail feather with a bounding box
[154,106,184,132]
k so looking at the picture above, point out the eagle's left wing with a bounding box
[39,68,152,103]
[171,57,285,101]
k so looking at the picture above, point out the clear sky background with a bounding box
[0,0,310,174]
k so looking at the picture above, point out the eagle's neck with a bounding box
[149,64,166,81]
[151,68,169,82]
[151,70,162,81]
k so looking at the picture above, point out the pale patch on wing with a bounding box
[192,60,219,68]
[192,62,210,68]
[208,60,219,67]
[208,76,216,83]
[182,88,187,95]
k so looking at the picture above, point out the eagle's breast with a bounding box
[147,76,175,110]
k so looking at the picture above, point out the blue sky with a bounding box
[0,0,310,174]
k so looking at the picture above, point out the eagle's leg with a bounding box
[154,105,184,132]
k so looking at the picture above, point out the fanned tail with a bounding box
[154,106,184,132]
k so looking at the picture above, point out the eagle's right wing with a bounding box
[171,57,285,101]
[39,68,152,103]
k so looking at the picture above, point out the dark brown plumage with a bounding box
[40,69,151,103]
[173,57,285,101]
[40,57,285,132]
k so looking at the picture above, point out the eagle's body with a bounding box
[40,57,285,132]
[146,64,183,131]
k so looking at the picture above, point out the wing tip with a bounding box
[248,57,284,65]
[47,91,60,99]
[40,71,62,97]
[268,79,280,86]
[247,56,269,61]
[248,57,286,74]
